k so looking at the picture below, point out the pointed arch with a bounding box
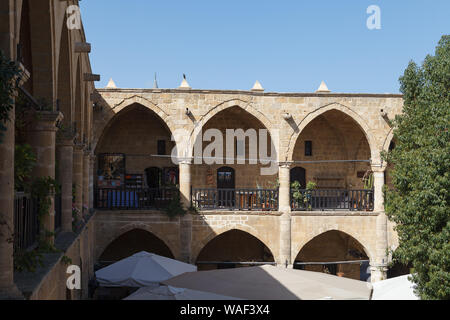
[28,0,56,103]
[92,95,174,152]
[96,224,178,262]
[293,228,374,263]
[192,225,276,263]
[56,11,73,125]
[188,99,277,157]
[286,102,378,163]
[94,102,176,154]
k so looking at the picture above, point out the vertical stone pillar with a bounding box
[0,103,23,299]
[82,151,90,214]
[178,158,192,209]
[27,111,63,245]
[180,214,193,263]
[278,162,292,213]
[278,162,292,267]
[56,138,74,232]
[72,145,84,222]
[89,154,96,210]
[371,166,388,282]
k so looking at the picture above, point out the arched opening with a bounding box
[57,13,72,126]
[74,59,82,136]
[196,230,275,271]
[291,110,373,211]
[18,0,33,94]
[94,104,177,209]
[191,106,278,211]
[99,229,174,267]
[294,230,370,281]
[28,0,54,102]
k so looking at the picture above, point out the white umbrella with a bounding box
[124,285,242,300]
[371,275,419,300]
[163,265,372,300]
[95,251,197,287]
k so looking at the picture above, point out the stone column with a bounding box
[180,214,193,263]
[72,145,84,222]
[56,137,74,233]
[178,158,192,209]
[27,111,63,245]
[0,103,23,299]
[371,166,388,282]
[88,154,96,210]
[83,151,90,215]
[278,162,292,213]
[278,162,292,267]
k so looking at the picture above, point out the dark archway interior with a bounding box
[99,229,174,265]
[196,229,274,271]
[294,230,369,281]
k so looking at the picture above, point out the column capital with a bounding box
[56,125,76,146]
[73,143,86,152]
[370,162,387,172]
[178,157,193,165]
[278,161,294,168]
[28,111,64,132]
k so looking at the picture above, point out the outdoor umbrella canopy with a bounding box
[123,285,243,300]
[163,265,372,300]
[371,275,419,300]
[95,251,197,287]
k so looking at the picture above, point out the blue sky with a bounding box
[80,0,449,93]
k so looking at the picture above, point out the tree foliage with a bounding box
[0,50,21,143]
[385,35,450,300]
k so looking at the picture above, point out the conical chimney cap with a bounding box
[316,81,330,93]
[251,80,264,92]
[106,78,117,88]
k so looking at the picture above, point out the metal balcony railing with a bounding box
[290,189,374,211]
[192,188,279,211]
[14,192,39,252]
[94,187,179,210]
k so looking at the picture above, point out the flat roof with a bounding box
[96,88,403,98]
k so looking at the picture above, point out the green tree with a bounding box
[385,35,450,300]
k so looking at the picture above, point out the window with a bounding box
[305,141,312,156]
[157,140,166,155]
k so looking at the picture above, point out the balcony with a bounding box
[192,188,279,211]
[290,189,374,211]
[94,187,374,212]
[94,187,179,210]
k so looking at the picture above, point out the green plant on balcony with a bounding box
[163,187,187,219]
[304,181,317,211]
[362,170,374,210]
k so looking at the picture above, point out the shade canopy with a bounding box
[371,275,419,300]
[163,265,372,300]
[95,251,197,287]
[124,285,242,300]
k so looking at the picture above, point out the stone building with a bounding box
[0,0,97,299]
[1,0,402,300]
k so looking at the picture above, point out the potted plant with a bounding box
[362,170,374,210]
[304,181,317,211]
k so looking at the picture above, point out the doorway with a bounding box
[217,167,235,207]
[290,167,306,188]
